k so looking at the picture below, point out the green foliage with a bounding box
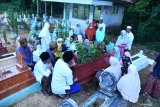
[136,18,160,43]
[76,44,102,64]
[7,10,18,35]
[122,0,160,52]
[2,29,7,43]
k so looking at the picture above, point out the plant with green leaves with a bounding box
[7,10,18,35]
[76,43,102,64]
[2,29,7,43]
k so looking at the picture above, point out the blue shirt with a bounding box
[46,49,55,66]
[16,46,33,65]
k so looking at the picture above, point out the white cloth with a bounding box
[117,64,141,103]
[127,32,134,50]
[51,59,73,94]
[33,60,51,83]
[116,30,128,47]
[33,45,43,62]
[74,26,82,36]
[127,26,132,29]
[96,28,105,43]
[39,22,51,52]
[104,57,122,81]
[98,23,106,32]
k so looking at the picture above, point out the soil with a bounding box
[1,30,159,107]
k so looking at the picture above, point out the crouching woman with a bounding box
[33,52,52,96]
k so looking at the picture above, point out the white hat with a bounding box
[127,26,132,29]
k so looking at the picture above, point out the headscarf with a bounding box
[124,52,132,61]
[33,45,43,62]
[93,20,98,30]
[117,64,141,103]
[38,22,51,51]
[114,47,121,60]
[104,57,122,81]
[116,30,128,46]
[85,22,96,41]
[96,27,105,43]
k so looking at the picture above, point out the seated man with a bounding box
[51,51,80,98]
[33,52,52,96]
[46,41,58,66]
[66,36,76,51]
[16,37,34,70]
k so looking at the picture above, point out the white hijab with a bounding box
[117,64,141,103]
[39,22,51,51]
[104,57,122,81]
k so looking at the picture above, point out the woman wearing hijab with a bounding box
[85,22,96,41]
[96,27,105,43]
[38,22,51,52]
[104,57,122,81]
[116,30,128,56]
[117,64,141,103]
[143,54,160,99]
[97,57,122,94]
[121,52,132,76]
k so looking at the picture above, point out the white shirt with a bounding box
[98,23,106,32]
[127,32,134,50]
[51,59,73,94]
[33,60,51,83]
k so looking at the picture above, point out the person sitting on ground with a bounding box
[16,37,34,70]
[33,52,52,96]
[143,54,160,99]
[85,22,96,42]
[66,36,76,51]
[126,26,134,50]
[54,38,67,58]
[47,41,58,66]
[105,40,115,54]
[115,30,128,56]
[117,64,141,103]
[121,51,132,76]
[51,51,80,98]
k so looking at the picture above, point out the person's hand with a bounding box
[48,63,52,70]
[29,63,34,66]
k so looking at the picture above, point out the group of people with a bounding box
[74,19,106,44]
[16,37,80,98]
[15,15,160,103]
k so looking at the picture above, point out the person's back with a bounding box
[52,59,73,94]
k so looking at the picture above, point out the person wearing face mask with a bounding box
[85,22,96,41]
[51,51,80,98]
[33,52,52,96]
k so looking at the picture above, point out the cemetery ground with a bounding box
[3,30,160,107]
